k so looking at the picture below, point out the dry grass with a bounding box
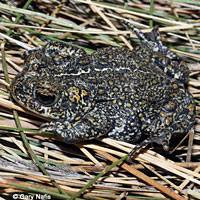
[0,0,200,199]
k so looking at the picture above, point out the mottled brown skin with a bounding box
[11,25,195,156]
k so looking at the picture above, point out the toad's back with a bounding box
[52,45,178,99]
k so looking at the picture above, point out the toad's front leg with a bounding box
[40,104,112,143]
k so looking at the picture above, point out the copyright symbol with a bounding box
[13,194,18,199]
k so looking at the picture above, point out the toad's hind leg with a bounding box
[124,22,189,83]
[128,88,195,159]
[128,130,172,159]
[123,22,174,58]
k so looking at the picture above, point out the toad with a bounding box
[10,24,195,156]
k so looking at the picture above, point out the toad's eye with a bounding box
[35,89,60,106]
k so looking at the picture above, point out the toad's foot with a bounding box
[128,130,172,160]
